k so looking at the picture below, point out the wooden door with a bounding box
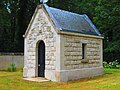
[38,41,45,77]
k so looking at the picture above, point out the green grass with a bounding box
[0,68,120,90]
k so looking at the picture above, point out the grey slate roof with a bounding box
[44,4,101,36]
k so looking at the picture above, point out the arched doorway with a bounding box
[38,40,45,77]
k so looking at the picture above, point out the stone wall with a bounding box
[0,53,23,69]
[63,35,102,70]
[23,8,57,77]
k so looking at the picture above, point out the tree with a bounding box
[93,0,120,53]
[0,0,12,52]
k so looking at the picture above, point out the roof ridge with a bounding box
[49,6,84,17]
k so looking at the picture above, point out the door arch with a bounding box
[38,40,45,77]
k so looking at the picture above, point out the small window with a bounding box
[82,43,87,59]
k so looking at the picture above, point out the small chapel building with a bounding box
[23,4,104,82]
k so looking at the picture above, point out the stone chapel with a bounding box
[23,4,104,82]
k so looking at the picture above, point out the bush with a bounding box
[103,60,120,69]
[7,63,16,72]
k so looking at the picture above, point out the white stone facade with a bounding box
[23,5,104,82]
[23,8,57,78]
[63,35,102,70]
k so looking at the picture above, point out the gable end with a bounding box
[23,5,59,38]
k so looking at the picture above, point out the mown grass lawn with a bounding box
[0,68,120,90]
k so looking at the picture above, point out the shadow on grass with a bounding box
[0,68,7,72]
[0,68,23,72]
[105,72,113,74]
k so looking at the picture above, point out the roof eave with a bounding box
[58,30,104,39]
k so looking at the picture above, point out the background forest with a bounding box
[0,0,120,62]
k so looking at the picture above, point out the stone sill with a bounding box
[81,59,89,63]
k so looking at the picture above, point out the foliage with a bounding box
[0,0,38,52]
[103,60,120,69]
[93,0,120,53]
[104,52,120,63]
[7,63,16,72]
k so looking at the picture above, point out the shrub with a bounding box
[103,61,109,68]
[7,63,16,72]
[103,60,120,69]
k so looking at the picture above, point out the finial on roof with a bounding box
[40,0,49,4]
